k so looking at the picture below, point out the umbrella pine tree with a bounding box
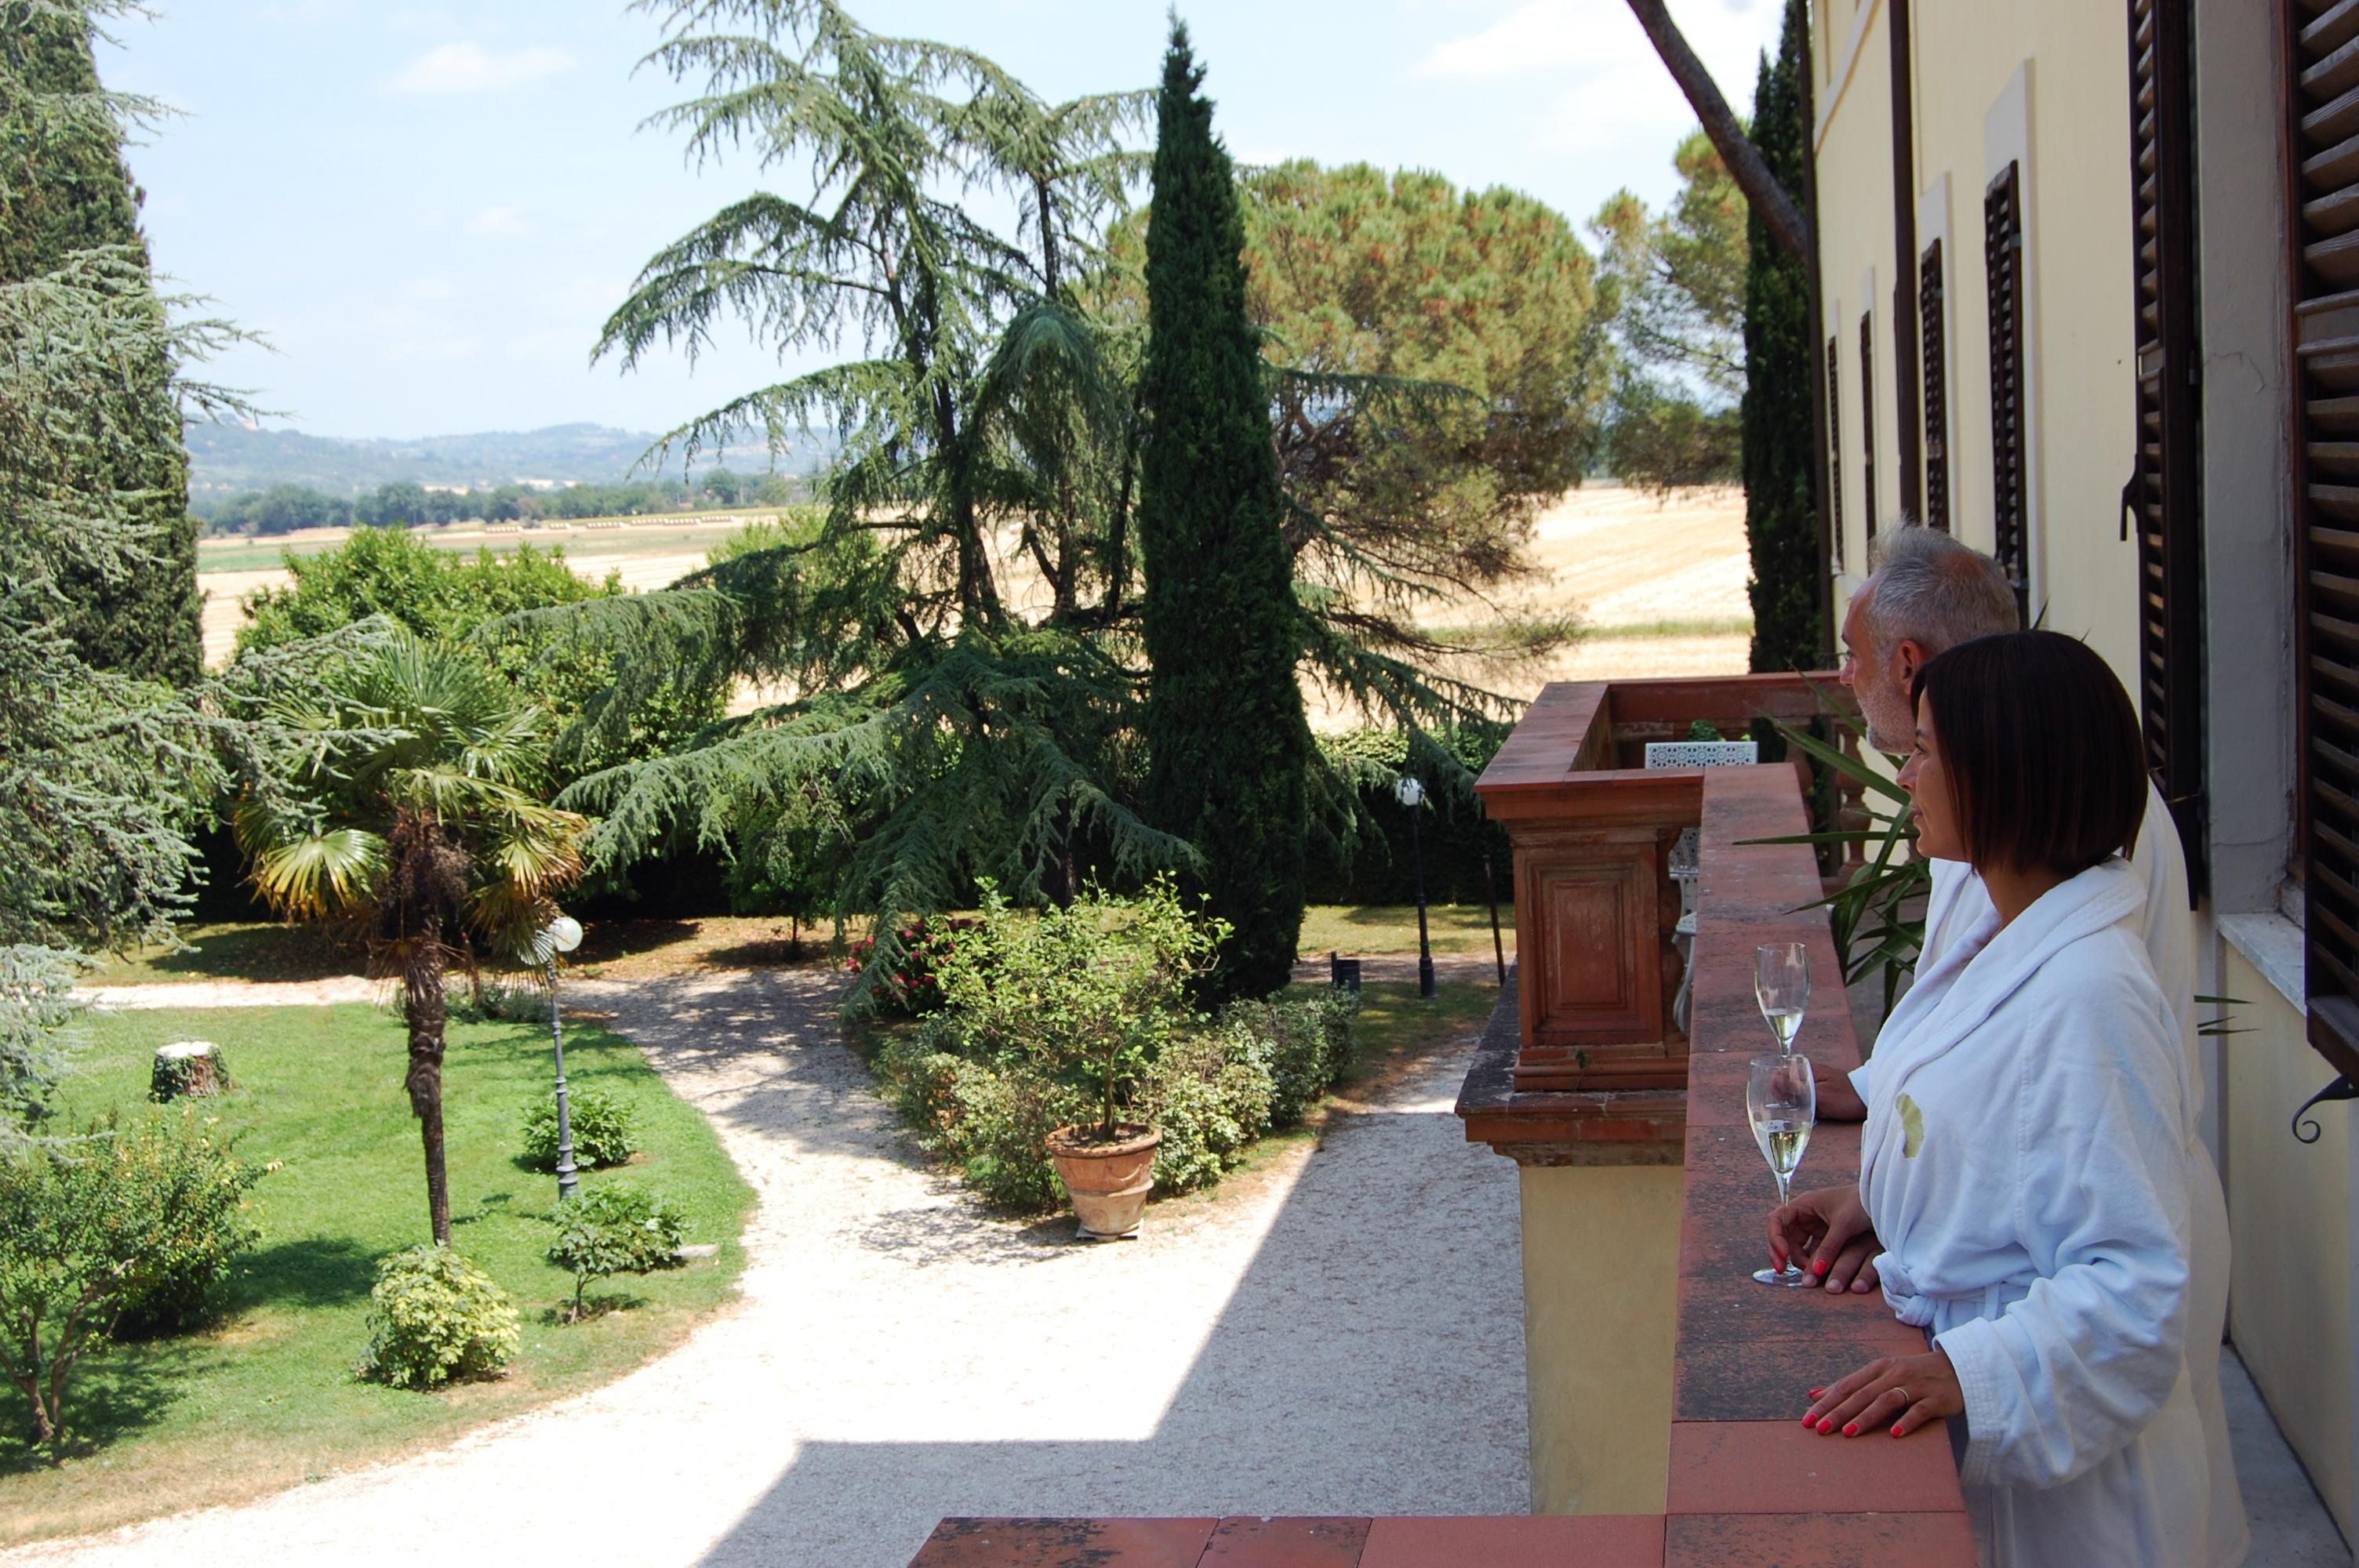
[1741,0,1823,678]
[1136,24,1312,1001]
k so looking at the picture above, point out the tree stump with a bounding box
[151,1041,224,1102]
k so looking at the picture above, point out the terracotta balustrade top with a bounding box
[1464,676,1859,1122]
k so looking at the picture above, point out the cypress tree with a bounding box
[1137,23,1311,1001]
[0,9,200,685]
[1741,0,1821,678]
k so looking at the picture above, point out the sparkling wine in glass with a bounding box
[1754,941,1811,1055]
[1748,1052,1816,1287]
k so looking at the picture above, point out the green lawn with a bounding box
[1298,902,1514,959]
[0,1005,754,1545]
[1330,978,1504,1090]
[88,921,360,985]
[97,906,1515,988]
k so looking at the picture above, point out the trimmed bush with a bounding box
[877,1034,1084,1210]
[356,1244,521,1389]
[446,973,549,1025]
[0,1110,263,1446]
[1147,1023,1274,1193]
[547,1183,687,1322]
[521,1085,637,1171]
[1223,990,1361,1128]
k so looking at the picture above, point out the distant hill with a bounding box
[184,421,830,506]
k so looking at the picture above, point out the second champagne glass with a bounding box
[1747,1052,1816,1287]
[1754,941,1811,1054]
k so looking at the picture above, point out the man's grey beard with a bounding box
[1860,701,1913,757]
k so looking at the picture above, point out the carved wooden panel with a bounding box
[1511,829,1684,1091]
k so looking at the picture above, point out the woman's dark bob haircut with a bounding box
[1910,630,2146,878]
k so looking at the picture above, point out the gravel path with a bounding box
[13,968,1527,1567]
[78,978,382,1010]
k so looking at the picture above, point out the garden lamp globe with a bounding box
[1394,776,1437,998]
[531,913,583,965]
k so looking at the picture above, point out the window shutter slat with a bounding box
[1860,312,1877,548]
[1984,163,2030,624]
[1828,336,1845,569]
[2124,0,2208,892]
[2292,0,2359,1077]
[1921,240,1950,530]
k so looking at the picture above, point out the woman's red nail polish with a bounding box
[1891,1424,1906,1437]
[1841,1423,1857,1436]
[1808,1388,1823,1397]
[1816,1419,1834,1434]
[1812,1258,1829,1276]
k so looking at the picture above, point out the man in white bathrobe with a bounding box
[1818,524,2246,1568]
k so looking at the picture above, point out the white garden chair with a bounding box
[1643,739,1761,1035]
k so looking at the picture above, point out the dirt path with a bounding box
[13,969,1525,1567]
[78,978,381,1010]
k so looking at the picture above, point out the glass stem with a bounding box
[1775,1170,1793,1210]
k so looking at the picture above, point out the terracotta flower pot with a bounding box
[1045,1123,1161,1240]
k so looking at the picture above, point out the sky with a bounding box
[104,0,1787,441]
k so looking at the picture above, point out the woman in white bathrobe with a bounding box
[1770,630,2209,1568]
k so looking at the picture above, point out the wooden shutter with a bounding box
[1921,241,1950,530]
[1985,162,2031,625]
[2123,0,2207,890]
[2289,0,2359,1075]
[1828,336,1845,569]
[1860,312,1877,547]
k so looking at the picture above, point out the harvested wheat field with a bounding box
[197,485,1754,721]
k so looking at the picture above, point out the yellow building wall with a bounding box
[1518,1164,1682,1515]
[1812,0,1892,583]
[2219,961,2357,1541]
[1815,0,2140,676]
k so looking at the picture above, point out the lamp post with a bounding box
[534,913,585,1201]
[1395,775,1436,999]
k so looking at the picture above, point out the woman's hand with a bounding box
[1767,1181,1882,1293]
[1803,1348,1965,1438]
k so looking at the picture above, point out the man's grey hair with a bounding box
[1863,521,2020,657]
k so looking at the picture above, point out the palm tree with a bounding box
[235,634,589,1243]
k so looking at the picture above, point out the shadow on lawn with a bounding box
[224,1235,380,1313]
[131,924,361,984]
[0,1337,214,1474]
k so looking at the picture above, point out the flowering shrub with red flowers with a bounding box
[845,915,980,1017]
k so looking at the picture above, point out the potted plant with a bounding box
[925,882,1225,1240]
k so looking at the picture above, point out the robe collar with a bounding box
[1860,857,2145,1194]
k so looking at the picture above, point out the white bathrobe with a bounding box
[1860,859,2209,1568]
[1910,777,2247,1568]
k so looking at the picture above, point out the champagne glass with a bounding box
[1747,1052,1816,1287]
[1754,941,1811,1055]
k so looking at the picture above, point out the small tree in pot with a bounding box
[926,880,1226,1237]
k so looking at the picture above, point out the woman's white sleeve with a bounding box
[1932,983,2191,1490]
